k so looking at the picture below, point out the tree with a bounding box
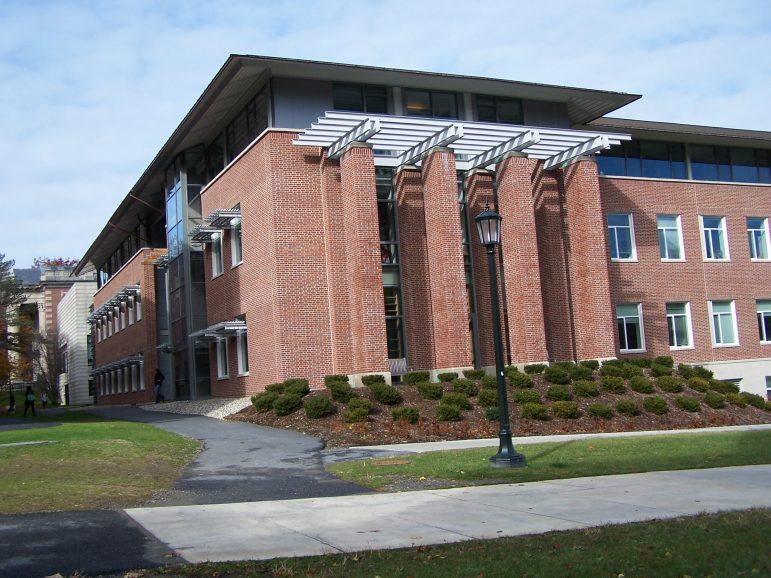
[30,331,63,403]
[0,253,28,360]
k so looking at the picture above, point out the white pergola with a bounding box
[293,112,631,170]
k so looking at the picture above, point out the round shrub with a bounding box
[436,403,462,421]
[628,358,652,368]
[342,398,372,423]
[600,364,625,378]
[704,391,725,409]
[463,369,486,380]
[361,374,386,386]
[514,390,541,404]
[544,366,571,384]
[691,366,714,380]
[441,392,471,410]
[416,381,443,400]
[573,379,600,397]
[651,363,673,377]
[327,381,355,403]
[710,380,740,394]
[588,403,613,418]
[484,406,500,421]
[251,391,278,412]
[348,398,372,413]
[601,376,626,394]
[579,359,600,370]
[675,396,701,412]
[284,378,310,397]
[653,355,674,368]
[437,372,458,383]
[520,402,549,420]
[678,363,694,378]
[629,376,654,394]
[266,382,285,394]
[403,371,430,385]
[643,396,668,415]
[570,364,594,381]
[509,372,534,389]
[273,393,303,416]
[552,361,575,371]
[741,392,767,410]
[523,363,546,374]
[546,384,572,401]
[481,375,497,389]
[657,376,684,393]
[477,388,498,407]
[616,398,641,416]
[619,363,644,379]
[552,401,580,419]
[370,383,403,405]
[324,374,349,387]
[391,406,419,424]
[451,378,478,397]
[687,377,710,393]
[726,392,747,407]
[303,395,334,418]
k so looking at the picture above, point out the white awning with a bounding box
[292,112,631,170]
[190,225,221,243]
[206,208,242,229]
[91,354,143,375]
[88,285,141,322]
[190,319,248,342]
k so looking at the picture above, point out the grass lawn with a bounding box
[148,509,770,577]
[0,412,200,514]
[328,430,771,490]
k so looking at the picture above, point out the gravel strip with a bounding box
[140,397,252,419]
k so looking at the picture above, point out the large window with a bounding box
[607,214,637,261]
[617,303,645,352]
[747,217,770,260]
[231,214,243,266]
[709,300,738,347]
[332,83,388,113]
[700,216,729,261]
[475,95,523,125]
[237,332,249,375]
[758,300,771,343]
[597,140,686,179]
[211,232,224,277]
[377,169,405,360]
[404,89,458,119]
[216,339,229,379]
[666,302,693,349]
[657,215,684,260]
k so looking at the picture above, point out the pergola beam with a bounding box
[327,118,381,159]
[397,124,464,166]
[543,135,610,170]
[466,130,541,170]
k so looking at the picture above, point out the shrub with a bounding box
[741,392,767,410]
[437,372,458,383]
[620,363,644,379]
[579,359,600,370]
[348,398,372,413]
[653,355,674,368]
[391,406,419,424]
[327,380,355,403]
[463,369,486,380]
[369,383,403,405]
[573,379,600,397]
[599,364,626,378]
[416,381,443,400]
[677,363,694,379]
[552,401,580,419]
[477,388,498,407]
[441,392,471,410]
[524,363,547,374]
[570,364,594,381]
[303,395,334,418]
[509,372,534,389]
[513,390,541,404]
[273,393,303,416]
[361,374,386,386]
[726,392,747,407]
[546,384,572,401]
[588,403,613,418]
[691,365,714,380]
[601,376,626,393]
[643,396,668,415]
[283,378,310,397]
[484,406,500,421]
[616,398,641,416]
[403,371,430,385]
[709,380,740,394]
[552,361,575,371]
[676,396,701,412]
[265,382,285,394]
[342,398,372,423]
[544,366,571,384]
[481,375,497,389]
[251,391,278,412]
[451,378,478,397]
[657,376,684,393]
[629,376,654,394]
[704,391,725,409]
[520,402,549,420]
[436,403,462,421]
[627,358,652,368]
[687,377,710,393]
[651,363,673,377]
[324,374,348,387]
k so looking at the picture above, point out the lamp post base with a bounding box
[490,434,527,468]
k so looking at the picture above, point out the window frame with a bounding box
[757,300,771,344]
[607,213,638,262]
[211,232,224,278]
[231,217,243,267]
[616,303,646,353]
[403,88,460,119]
[747,217,770,261]
[216,338,229,379]
[666,302,694,350]
[657,214,685,262]
[236,332,249,376]
[708,300,740,347]
[699,215,730,262]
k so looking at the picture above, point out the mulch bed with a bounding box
[228,373,770,448]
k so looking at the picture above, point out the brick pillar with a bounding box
[420,147,472,371]
[558,157,616,361]
[496,154,549,364]
[339,143,390,376]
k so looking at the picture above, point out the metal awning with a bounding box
[293,112,631,170]
[190,225,221,243]
[154,254,169,269]
[206,208,242,229]
[88,285,141,323]
[190,319,248,342]
[91,354,144,375]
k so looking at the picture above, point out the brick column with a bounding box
[496,153,549,364]
[420,147,472,371]
[558,157,616,361]
[339,143,390,377]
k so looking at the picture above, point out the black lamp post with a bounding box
[475,204,526,468]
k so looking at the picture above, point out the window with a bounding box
[120,304,126,330]
[475,95,523,125]
[758,300,771,343]
[114,308,120,333]
[747,217,770,260]
[231,216,243,266]
[709,300,738,346]
[404,89,458,119]
[211,232,224,277]
[608,214,637,261]
[107,313,112,337]
[135,294,142,321]
[597,140,685,179]
[332,83,388,114]
[216,339,229,379]
[766,376,771,401]
[130,365,137,392]
[657,215,684,260]
[128,297,135,325]
[237,332,249,375]
[666,302,693,349]
[139,363,145,390]
[700,216,729,261]
[617,304,645,352]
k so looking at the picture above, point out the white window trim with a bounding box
[216,338,229,379]
[236,332,249,376]
[617,303,646,353]
[128,297,135,325]
[667,301,695,350]
[231,218,243,268]
[211,232,224,278]
[748,217,771,262]
[608,213,638,262]
[699,215,730,262]
[708,300,740,348]
[758,301,771,344]
[658,214,686,262]
[136,295,142,321]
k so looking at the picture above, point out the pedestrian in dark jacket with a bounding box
[23,386,36,417]
[7,389,15,414]
[154,369,165,403]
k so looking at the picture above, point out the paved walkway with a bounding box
[126,465,771,564]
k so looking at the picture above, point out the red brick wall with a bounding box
[600,176,771,364]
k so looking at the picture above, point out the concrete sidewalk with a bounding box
[126,465,771,564]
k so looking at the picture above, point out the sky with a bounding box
[0,0,769,270]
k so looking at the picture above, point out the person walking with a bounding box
[7,389,16,414]
[41,391,48,408]
[154,369,165,403]
[23,386,36,417]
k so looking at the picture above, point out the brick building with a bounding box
[74,55,771,404]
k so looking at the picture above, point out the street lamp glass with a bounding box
[475,207,502,246]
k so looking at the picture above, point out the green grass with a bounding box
[327,430,771,490]
[0,412,200,513]
[152,509,770,577]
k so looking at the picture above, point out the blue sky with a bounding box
[0,0,769,269]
